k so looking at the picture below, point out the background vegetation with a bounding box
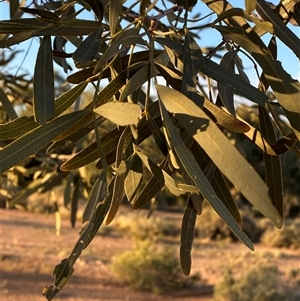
[0,0,299,300]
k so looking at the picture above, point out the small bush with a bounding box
[113,212,179,240]
[111,241,195,294]
[262,219,300,249]
[214,263,299,301]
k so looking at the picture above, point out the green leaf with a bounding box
[109,0,123,35]
[124,154,143,202]
[259,106,283,218]
[0,87,18,120]
[60,128,120,171]
[84,0,104,21]
[19,7,61,23]
[73,29,103,65]
[33,35,55,125]
[94,28,146,72]
[157,84,282,229]
[82,171,107,223]
[216,25,300,140]
[180,199,197,276]
[70,176,80,228]
[94,102,142,126]
[256,0,300,58]
[218,50,237,116]
[0,111,85,174]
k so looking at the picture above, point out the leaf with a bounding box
[73,28,103,65]
[245,0,257,14]
[181,30,204,106]
[259,106,283,218]
[0,111,85,175]
[82,171,107,223]
[256,0,300,59]
[215,25,300,140]
[94,102,142,126]
[0,81,88,140]
[33,35,55,125]
[124,154,143,202]
[43,179,113,301]
[19,7,60,23]
[94,28,146,72]
[218,50,237,116]
[60,128,120,171]
[109,0,123,35]
[70,176,80,228]
[180,199,197,276]
[156,84,282,229]
[84,0,104,21]
[0,87,18,120]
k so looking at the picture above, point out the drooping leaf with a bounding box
[0,111,85,175]
[19,7,61,23]
[109,0,123,35]
[157,84,282,229]
[259,106,283,218]
[84,0,104,21]
[70,176,80,228]
[0,87,18,120]
[33,35,55,125]
[82,171,107,223]
[73,28,103,65]
[218,50,237,116]
[94,102,142,126]
[215,25,300,140]
[180,199,197,276]
[157,90,254,249]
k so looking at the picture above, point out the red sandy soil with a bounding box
[1,209,299,301]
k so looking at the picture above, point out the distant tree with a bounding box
[0,1,299,300]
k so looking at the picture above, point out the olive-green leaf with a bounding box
[218,50,237,116]
[94,102,142,126]
[82,171,107,223]
[259,106,283,218]
[73,29,103,65]
[180,199,197,276]
[0,111,84,174]
[157,84,282,229]
[84,0,104,21]
[157,92,254,250]
[60,128,120,171]
[124,154,143,202]
[33,35,55,125]
[109,0,123,35]
[0,87,18,120]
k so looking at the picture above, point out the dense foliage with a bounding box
[0,0,299,300]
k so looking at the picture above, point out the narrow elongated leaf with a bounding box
[215,25,300,139]
[158,94,254,249]
[19,7,60,22]
[124,154,143,202]
[109,0,123,35]
[256,0,300,59]
[0,87,18,120]
[94,102,142,126]
[43,179,113,301]
[157,85,282,229]
[84,0,104,21]
[70,177,80,228]
[73,29,103,64]
[0,111,85,174]
[94,28,146,72]
[82,171,107,223]
[218,50,237,116]
[60,128,120,171]
[33,35,54,125]
[133,174,164,209]
[259,106,283,218]
[180,199,197,276]
[0,81,88,140]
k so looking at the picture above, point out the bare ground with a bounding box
[1,209,299,301]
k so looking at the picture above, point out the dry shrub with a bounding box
[261,219,300,249]
[214,263,300,301]
[111,241,196,294]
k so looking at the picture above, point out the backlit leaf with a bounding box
[33,35,54,125]
[94,102,142,126]
[180,199,197,276]
[157,84,282,229]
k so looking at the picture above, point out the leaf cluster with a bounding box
[0,0,300,299]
